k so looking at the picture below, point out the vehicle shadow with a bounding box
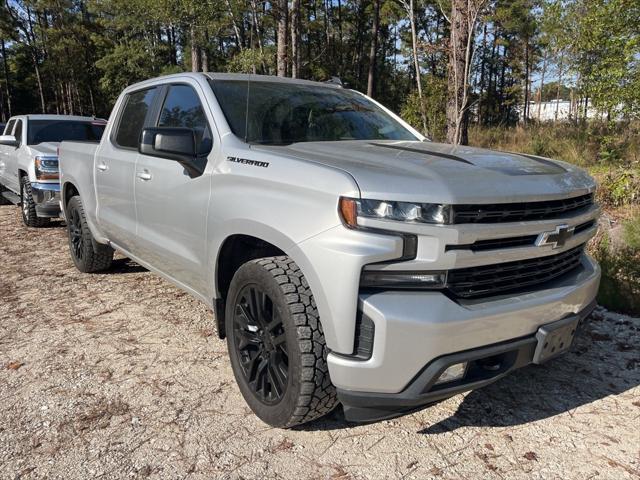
[300,313,640,433]
[100,257,148,274]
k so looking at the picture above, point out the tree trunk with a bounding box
[555,55,563,122]
[406,0,427,134]
[291,0,301,78]
[225,0,244,51]
[0,39,11,117]
[276,0,288,77]
[446,0,477,145]
[367,0,380,97]
[522,40,530,124]
[190,26,201,72]
[202,30,210,72]
[537,54,547,121]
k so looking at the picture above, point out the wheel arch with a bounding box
[214,234,286,338]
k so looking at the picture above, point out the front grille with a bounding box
[452,193,594,224]
[446,220,597,252]
[447,245,585,299]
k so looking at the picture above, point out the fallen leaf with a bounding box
[485,443,494,451]
[524,451,538,461]
[6,361,24,370]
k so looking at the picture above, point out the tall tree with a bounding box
[367,0,380,96]
[445,0,485,144]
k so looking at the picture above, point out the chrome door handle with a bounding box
[96,162,108,171]
[136,170,152,181]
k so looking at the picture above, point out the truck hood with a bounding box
[252,140,596,203]
[28,142,60,157]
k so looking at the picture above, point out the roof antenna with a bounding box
[244,21,256,143]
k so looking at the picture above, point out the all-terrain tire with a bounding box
[66,195,114,272]
[225,256,338,428]
[20,176,50,227]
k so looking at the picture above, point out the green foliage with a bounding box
[226,48,275,74]
[400,75,447,141]
[623,212,640,250]
[592,220,640,315]
[573,0,640,116]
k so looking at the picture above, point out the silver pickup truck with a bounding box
[58,73,601,427]
[0,115,106,226]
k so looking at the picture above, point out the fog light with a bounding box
[434,362,467,385]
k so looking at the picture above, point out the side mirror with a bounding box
[139,127,204,177]
[0,135,18,147]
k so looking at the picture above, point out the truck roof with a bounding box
[8,114,107,122]
[122,72,344,94]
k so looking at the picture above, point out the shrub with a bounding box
[591,214,640,315]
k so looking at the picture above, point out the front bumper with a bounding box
[31,182,61,218]
[337,300,596,423]
[329,254,600,421]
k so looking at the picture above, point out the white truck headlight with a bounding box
[35,155,59,180]
[340,197,452,227]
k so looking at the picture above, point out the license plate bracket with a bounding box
[532,314,580,364]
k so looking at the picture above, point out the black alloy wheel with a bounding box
[68,204,85,262]
[225,256,338,427]
[233,285,289,404]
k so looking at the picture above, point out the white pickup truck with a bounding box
[58,73,601,427]
[0,115,106,226]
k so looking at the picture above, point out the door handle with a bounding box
[96,162,108,171]
[136,170,152,181]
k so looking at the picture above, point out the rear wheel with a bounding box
[225,256,337,427]
[20,176,49,227]
[66,195,114,272]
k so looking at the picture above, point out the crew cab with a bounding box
[58,73,601,427]
[0,115,106,226]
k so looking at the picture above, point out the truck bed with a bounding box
[58,141,100,226]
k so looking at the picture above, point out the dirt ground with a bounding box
[0,204,639,480]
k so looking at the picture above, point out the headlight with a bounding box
[35,155,59,180]
[339,197,452,227]
[360,270,447,289]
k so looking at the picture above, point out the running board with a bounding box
[2,190,21,205]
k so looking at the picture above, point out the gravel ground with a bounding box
[1,204,639,480]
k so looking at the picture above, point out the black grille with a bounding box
[452,193,594,224]
[447,245,585,299]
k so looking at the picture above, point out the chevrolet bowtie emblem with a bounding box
[536,224,575,249]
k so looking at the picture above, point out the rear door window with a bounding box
[115,88,157,149]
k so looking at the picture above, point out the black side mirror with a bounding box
[139,127,204,177]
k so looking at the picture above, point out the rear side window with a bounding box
[13,120,23,145]
[27,120,106,145]
[158,85,212,155]
[115,88,157,148]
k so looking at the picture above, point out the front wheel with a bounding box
[66,195,114,272]
[225,256,338,427]
[20,176,50,227]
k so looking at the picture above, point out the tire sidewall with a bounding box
[66,196,90,272]
[20,177,31,225]
[225,261,305,427]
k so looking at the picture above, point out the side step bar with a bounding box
[2,190,21,205]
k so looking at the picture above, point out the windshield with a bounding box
[27,120,106,145]
[209,79,418,145]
